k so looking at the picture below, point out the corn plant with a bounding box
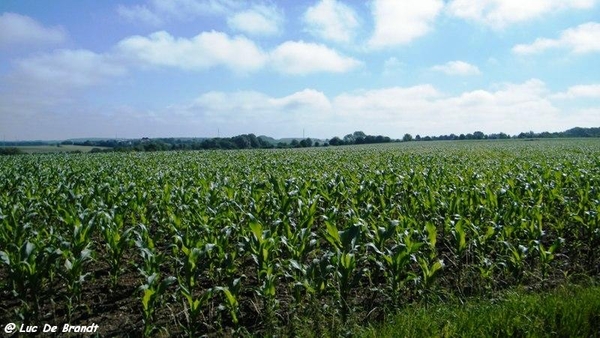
[322,219,361,323]
[135,224,175,337]
[0,239,61,321]
[172,230,214,336]
[99,211,134,290]
[245,220,280,329]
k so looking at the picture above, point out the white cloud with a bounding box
[190,88,331,114]
[170,79,599,138]
[13,49,126,88]
[334,85,441,113]
[383,57,405,75]
[116,30,267,73]
[430,61,481,76]
[368,0,443,49]
[117,5,163,26]
[116,31,361,75]
[227,4,283,36]
[552,84,600,99]
[448,0,597,29]
[166,89,332,136]
[513,22,600,54]
[0,49,127,134]
[0,12,67,47]
[269,41,362,75]
[330,79,592,135]
[117,0,239,24]
[303,0,359,43]
[4,78,600,140]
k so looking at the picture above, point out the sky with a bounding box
[0,0,599,140]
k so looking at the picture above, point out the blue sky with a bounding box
[1,0,599,140]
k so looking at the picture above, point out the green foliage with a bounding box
[363,285,600,338]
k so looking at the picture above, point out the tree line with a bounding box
[2,127,599,155]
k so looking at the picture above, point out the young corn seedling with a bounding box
[173,231,214,337]
[372,232,423,307]
[135,224,175,337]
[57,207,96,320]
[322,219,361,323]
[0,239,61,321]
[215,276,243,329]
[61,247,92,321]
[534,237,564,281]
[99,211,134,290]
[245,220,279,329]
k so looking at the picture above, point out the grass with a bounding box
[362,284,600,337]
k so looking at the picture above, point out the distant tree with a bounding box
[290,139,300,148]
[343,133,355,144]
[233,135,251,149]
[247,134,260,148]
[473,131,485,139]
[329,137,342,146]
[459,134,466,140]
[353,131,366,138]
[314,141,320,147]
[402,133,413,142]
[415,134,421,141]
[0,147,23,155]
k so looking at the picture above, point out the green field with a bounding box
[9,145,107,154]
[1,139,599,336]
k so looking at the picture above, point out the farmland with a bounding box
[1,139,599,336]
[9,145,108,154]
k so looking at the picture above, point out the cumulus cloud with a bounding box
[3,78,600,139]
[513,22,600,54]
[116,31,361,75]
[165,79,600,138]
[0,12,67,47]
[551,84,600,99]
[430,61,481,76]
[189,88,330,115]
[227,4,283,36]
[116,30,267,73]
[383,57,405,75]
[269,41,362,75]
[368,0,443,49]
[117,0,239,25]
[12,49,126,88]
[447,0,597,29]
[0,49,127,133]
[303,0,359,43]
[165,88,333,136]
[117,5,163,26]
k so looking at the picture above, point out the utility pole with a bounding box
[303,128,305,139]
[218,128,220,138]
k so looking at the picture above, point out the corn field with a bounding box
[1,139,599,336]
